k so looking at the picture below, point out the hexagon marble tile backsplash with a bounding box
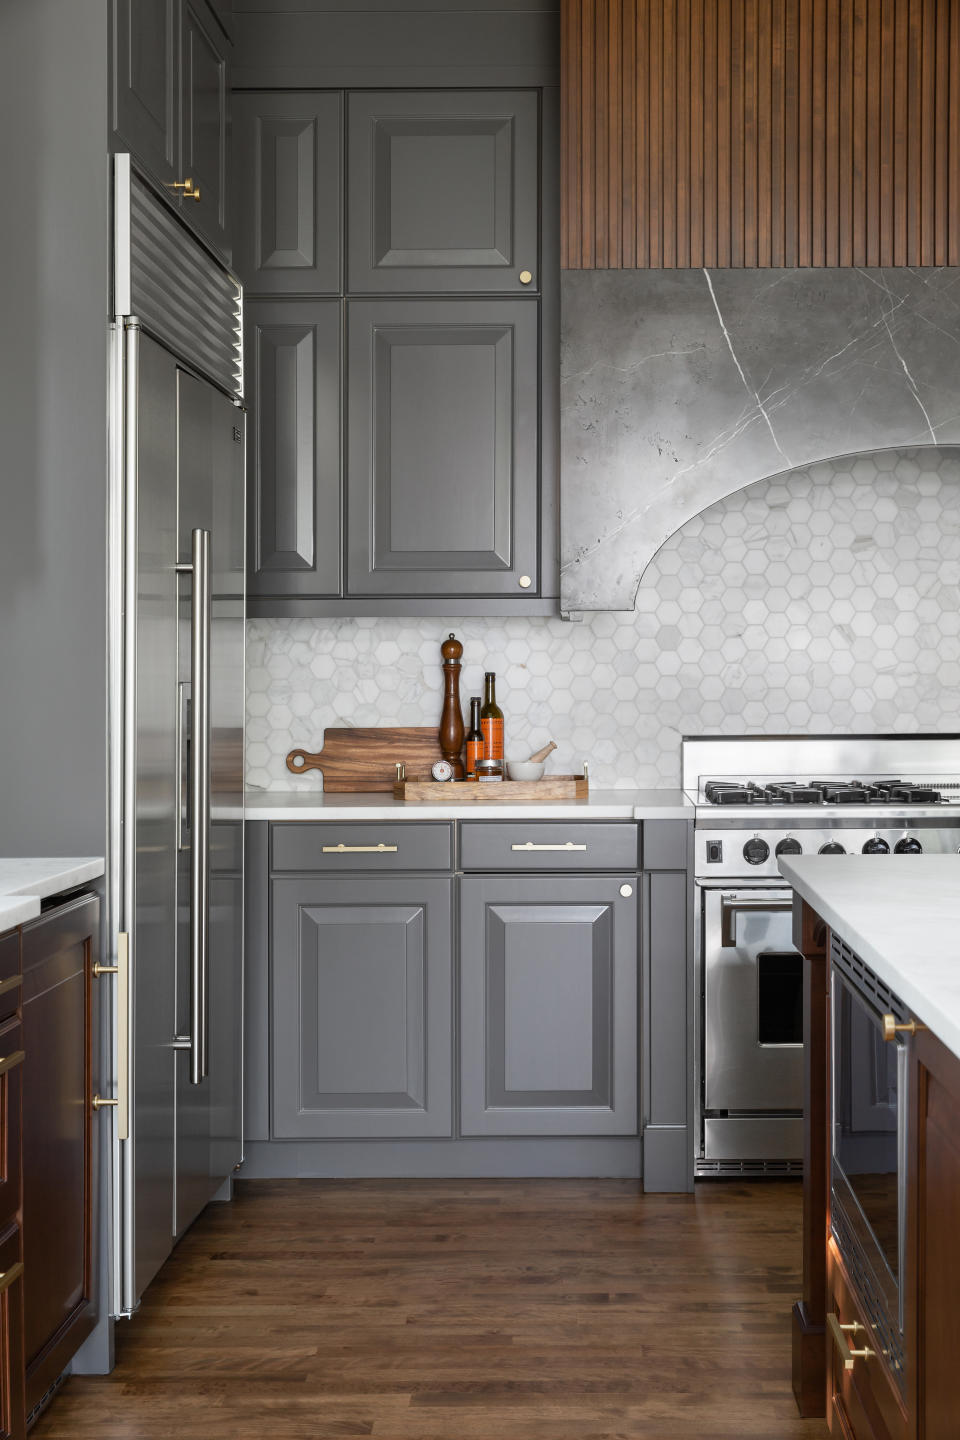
[246,448,960,792]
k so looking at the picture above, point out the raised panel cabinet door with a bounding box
[233,91,341,295]
[179,0,230,259]
[111,0,178,187]
[460,876,638,1137]
[271,876,453,1138]
[348,91,539,293]
[347,298,538,597]
[246,300,340,599]
[21,894,98,1413]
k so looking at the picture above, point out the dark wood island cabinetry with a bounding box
[791,874,960,1440]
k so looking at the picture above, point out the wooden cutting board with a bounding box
[286,727,444,792]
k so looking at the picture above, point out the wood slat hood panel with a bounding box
[562,0,960,269]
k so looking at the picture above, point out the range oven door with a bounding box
[830,966,906,1375]
[702,886,804,1160]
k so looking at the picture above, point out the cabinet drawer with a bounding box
[827,1251,906,1440]
[0,940,19,1028]
[460,822,638,872]
[270,822,453,872]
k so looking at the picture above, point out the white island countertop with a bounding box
[779,854,960,1059]
[0,858,105,933]
[245,788,693,822]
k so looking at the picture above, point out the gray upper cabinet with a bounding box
[111,0,178,188]
[233,92,341,295]
[271,874,453,1139]
[347,91,539,294]
[460,875,638,1137]
[246,299,341,599]
[347,298,538,598]
[180,0,230,259]
[110,0,231,263]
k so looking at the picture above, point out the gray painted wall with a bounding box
[561,267,960,613]
[0,0,110,856]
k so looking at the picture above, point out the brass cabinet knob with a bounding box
[882,1014,927,1042]
[518,575,532,589]
[519,270,533,284]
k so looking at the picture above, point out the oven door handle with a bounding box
[720,896,793,947]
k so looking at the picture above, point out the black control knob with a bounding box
[819,841,846,855]
[894,835,923,854]
[862,836,890,854]
[775,837,803,857]
[743,837,770,866]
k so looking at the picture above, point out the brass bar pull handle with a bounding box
[827,1312,875,1370]
[882,1014,927,1042]
[0,1263,24,1296]
[92,963,118,977]
[0,975,22,997]
[322,843,398,854]
[511,841,588,852]
[0,1052,25,1078]
[93,1096,119,1111]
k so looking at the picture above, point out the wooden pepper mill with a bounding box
[439,633,465,778]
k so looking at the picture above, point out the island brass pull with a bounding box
[166,177,201,201]
[0,1052,24,1078]
[0,1263,23,1296]
[92,1095,119,1111]
[0,975,22,997]
[92,963,118,977]
[322,843,398,854]
[882,1014,927,1042]
[511,841,587,852]
[827,1312,875,1370]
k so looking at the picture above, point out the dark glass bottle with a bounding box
[465,697,483,779]
[480,672,504,761]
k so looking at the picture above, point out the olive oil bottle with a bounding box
[480,672,504,761]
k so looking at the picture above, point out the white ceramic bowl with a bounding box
[505,760,545,781]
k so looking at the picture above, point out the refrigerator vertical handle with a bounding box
[189,527,211,1084]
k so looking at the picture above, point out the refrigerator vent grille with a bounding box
[124,172,243,399]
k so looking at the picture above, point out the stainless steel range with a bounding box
[683,735,960,1177]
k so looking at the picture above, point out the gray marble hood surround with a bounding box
[561,267,960,613]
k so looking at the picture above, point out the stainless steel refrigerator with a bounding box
[107,158,245,1316]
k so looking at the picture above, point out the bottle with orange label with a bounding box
[465,697,483,779]
[480,672,504,763]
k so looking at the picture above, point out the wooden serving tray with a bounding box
[394,775,589,803]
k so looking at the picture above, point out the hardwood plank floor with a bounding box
[33,1179,829,1439]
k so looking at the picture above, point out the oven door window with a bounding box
[833,975,901,1286]
[758,950,803,1045]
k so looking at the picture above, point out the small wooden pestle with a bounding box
[527,740,557,764]
[438,633,465,778]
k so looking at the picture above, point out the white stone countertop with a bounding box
[245,788,693,821]
[0,858,105,935]
[779,854,960,1060]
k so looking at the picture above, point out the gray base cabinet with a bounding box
[459,875,638,1137]
[271,875,453,1139]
